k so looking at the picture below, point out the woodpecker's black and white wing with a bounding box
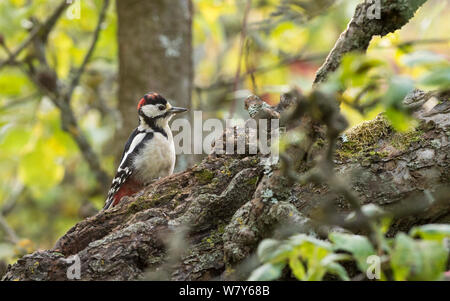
[103,129,154,210]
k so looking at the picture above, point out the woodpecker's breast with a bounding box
[132,127,175,184]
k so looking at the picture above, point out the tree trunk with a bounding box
[115,0,193,170]
[2,89,449,281]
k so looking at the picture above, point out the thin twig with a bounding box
[245,39,258,93]
[0,93,39,112]
[313,0,428,84]
[0,0,69,70]
[397,38,450,48]
[66,0,110,102]
[198,52,326,92]
[0,214,19,244]
[229,0,252,117]
[0,1,111,190]
[1,182,24,217]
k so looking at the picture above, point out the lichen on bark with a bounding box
[314,0,428,84]
[3,0,448,282]
[3,87,449,281]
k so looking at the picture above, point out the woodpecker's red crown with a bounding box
[137,92,167,110]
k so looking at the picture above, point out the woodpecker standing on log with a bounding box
[103,92,187,210]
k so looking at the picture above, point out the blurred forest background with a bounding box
[0,0,449,268]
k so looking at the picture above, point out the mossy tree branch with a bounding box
[2,88,449,280]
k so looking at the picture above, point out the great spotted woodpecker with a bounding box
[103,92,187,210]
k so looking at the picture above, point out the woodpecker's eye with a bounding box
[158,105,165,111]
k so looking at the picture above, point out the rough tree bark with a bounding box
[2,88,449,281]
[2,0,448,281]
[314,0,428,84]
[115,0,193,170]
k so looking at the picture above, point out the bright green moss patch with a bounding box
[390,127,424,151]
[194,169,215,184]
[246,176,259,187]
[337,114,425,160]
[340,115,391,154]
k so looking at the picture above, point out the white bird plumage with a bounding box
[103,92,187,210]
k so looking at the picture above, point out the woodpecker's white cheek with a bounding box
[141,104,160,118]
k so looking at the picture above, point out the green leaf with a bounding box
[321,253,353,264]
[269,21,307,53]
[329,232,376,272]
[410,224,450,242]
[385,107,415,132]
[391,233,448,281]
[257,239,279,261]
[289,255,306,280]
[248,263,285,281]
[0,69,33,96]
[18,140,65,196]
[321,253,352,280]
[383,76,414,109]
[297,241,331,281]
[0,125,31,155]
[420,67,450,89]
[324,262,350,281]
[380,216,393,235]
[390,234,418,280]
[346,204,385,222]
[338,53,384,87]
[289,234,332,250]
[257,239,292,262]
[402,50,446,67]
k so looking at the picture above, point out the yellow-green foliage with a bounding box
[250,222,450,281]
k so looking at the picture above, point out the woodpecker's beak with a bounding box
[168,107,188,114]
